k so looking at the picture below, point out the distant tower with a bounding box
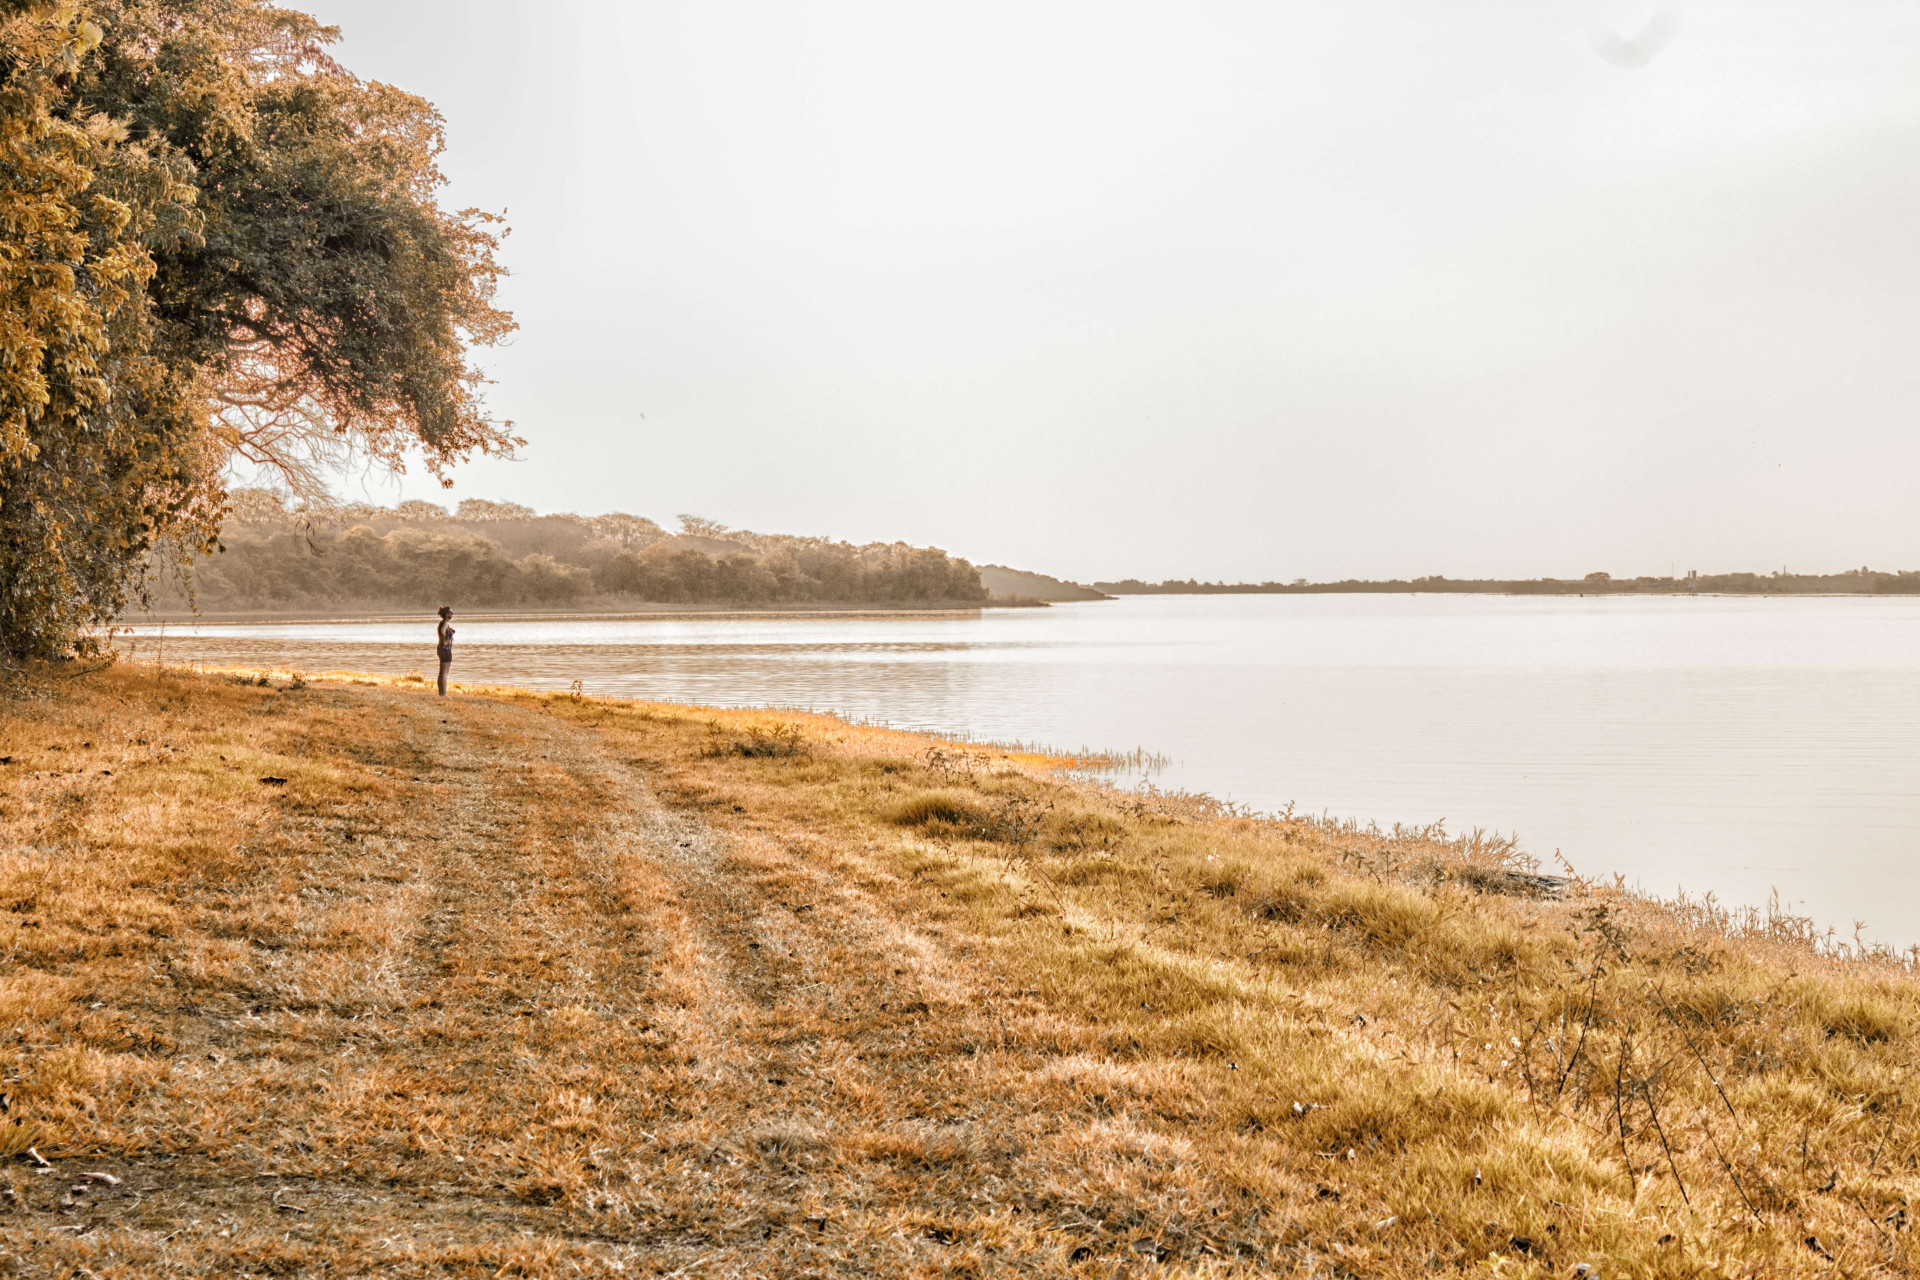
[1687,569,1698,593]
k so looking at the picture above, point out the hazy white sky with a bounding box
[306,1,1920,582]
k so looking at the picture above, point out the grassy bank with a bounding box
[2,666,1916,1276]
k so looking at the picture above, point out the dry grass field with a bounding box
[2,664,1917,1277]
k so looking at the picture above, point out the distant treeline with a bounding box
[1096,570,1920,596]
[149,493,988,611]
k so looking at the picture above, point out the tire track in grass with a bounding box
[11,688,680,1274]
[13,679,1228,1277]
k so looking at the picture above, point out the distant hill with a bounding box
[977,565,1111,603]
[143,493,991,613]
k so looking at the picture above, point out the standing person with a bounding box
[435,606,455,696]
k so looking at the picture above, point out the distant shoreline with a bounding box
[1094,573,1920,598]
[1096,588,1914,598]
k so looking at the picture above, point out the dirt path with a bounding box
[9,683,1160,1277]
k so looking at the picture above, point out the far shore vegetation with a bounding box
[142,492,989,613]
[1096,568,1920,596]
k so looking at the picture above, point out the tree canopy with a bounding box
[0,0,512,659]
[149,493,989,611]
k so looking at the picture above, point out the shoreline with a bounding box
[4,663,1917,1273]
[48,659,1920,958]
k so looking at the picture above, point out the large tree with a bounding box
[0,0,513,660]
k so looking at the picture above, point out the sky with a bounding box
[303,0,1920,583]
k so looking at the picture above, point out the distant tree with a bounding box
[393,500,449,521]
[455,498,536,522]
[226,488,292,525]
[0,0,515,660]
[1584,572,1612,583]
[587,512,666,549]
[677,514,730,539]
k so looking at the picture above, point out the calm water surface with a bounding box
[130,596,1920,945]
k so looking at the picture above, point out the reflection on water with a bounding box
[127,595,1920,944]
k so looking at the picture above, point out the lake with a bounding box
[125,594,1920,946]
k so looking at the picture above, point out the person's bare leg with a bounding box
[438,659,450,696]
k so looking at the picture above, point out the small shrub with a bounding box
[704,720,806,759]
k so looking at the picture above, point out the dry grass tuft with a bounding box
[886,789,992,830]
